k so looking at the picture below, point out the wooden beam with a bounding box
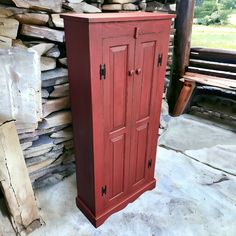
[167,0,195,113]
[0,120,41,235]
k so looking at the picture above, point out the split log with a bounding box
[20,135,39,143]
[28,159,55,174]
[14,13,49,25]
[0,7,14,17]
[59,57,67,66]
[40,56,56,71]
[45,44,60,58]
[26,148,63,166]
[50,126,73,139]
[65,2,101,13]
[23,135,54,158]
[102,4,122,11]
[38,110,72,129]
[17,125,39,134]
[21,141,33,150]
[18,124,69,140]
[21,24,64,42]
[43,96,70,117]
[52,137,72,144]
[0,35,12,47]
[0,120,41,235]
[41,67,68,87]
[122,3,138,11]
[0,5,29,14]
[49,83,69,98]
[12,39,27,48]
[67,0,83,2]
[64,139,74,150]
[51,13,64,28]
[30,42,54,56]
[11,0,63,13]
[41,88,50,98]
[107,0,137,3]
[31,162,75,188]
[0,18,19,39]
[52,150,75,166]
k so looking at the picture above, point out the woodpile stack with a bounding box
[0,0,176,188]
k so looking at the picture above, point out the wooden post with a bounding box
[173,80,196,116]
[167,0,195,113]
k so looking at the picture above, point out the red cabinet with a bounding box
[62,12,174,227]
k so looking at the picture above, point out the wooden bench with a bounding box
[173,48,236,116]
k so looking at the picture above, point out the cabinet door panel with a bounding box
[129,33,160,190]
[102,37,135,207]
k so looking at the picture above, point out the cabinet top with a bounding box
[61,12,175,23]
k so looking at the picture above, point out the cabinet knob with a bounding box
[128,70,135,76]
[135,68,142,75]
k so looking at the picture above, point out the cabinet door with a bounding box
[129,33,161,190]
[102,36,135,208]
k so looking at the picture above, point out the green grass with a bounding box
[191,24,236,50]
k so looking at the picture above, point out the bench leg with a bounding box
[173,81,196,116]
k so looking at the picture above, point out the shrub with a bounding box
[194,0,235,25]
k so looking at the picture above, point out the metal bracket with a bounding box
[158,53,163,67]
[102,185,107,196]
[100,64,106,80]
[148,159,152,169]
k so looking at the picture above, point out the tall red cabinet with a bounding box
[62,12,174,227]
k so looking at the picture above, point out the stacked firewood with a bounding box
[0,0,176,188]
[18,68,75,189]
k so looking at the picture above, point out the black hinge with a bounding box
[157,53,163,67]
[148,159,152,169]
[101,185,107,196]
[100,64,106,80]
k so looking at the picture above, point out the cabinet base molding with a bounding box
[76,178,156,227]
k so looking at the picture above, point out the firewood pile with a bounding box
[0,0,175,189]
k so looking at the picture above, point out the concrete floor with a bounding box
[1,114,236,236]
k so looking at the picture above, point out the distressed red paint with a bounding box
[62,12,174,227]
